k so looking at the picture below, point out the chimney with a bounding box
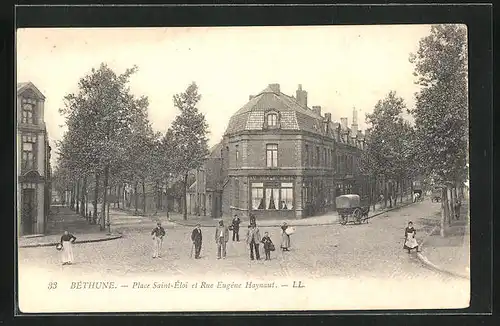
[296,84,308,108]
[324,113,332,122]
[351,107,358,136]
[269,83,280,93]
[312,105,322,116]
[249,95,254,100]
[340,117,348,130]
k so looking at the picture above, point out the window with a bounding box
[316,147,320,166]
[266,144,278,167]
[323,148,327,166]
[251,183,265,210]
[252,182,294,211]
[22,103,35,124]
[234,179,240,206]
[267,113,278,127]
[280,183,293,210]
[21,134,36,171]
[235,145,239,161]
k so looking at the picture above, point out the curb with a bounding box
[19,234,123,248]
[416,225,469,280]
[171,200,416,228]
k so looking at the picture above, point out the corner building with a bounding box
[209,84,368,220]
[17,82,51,236]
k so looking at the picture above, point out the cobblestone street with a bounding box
[18,199,469,311]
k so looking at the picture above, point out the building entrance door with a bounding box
[21,188,36,235]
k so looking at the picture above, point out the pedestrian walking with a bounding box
[151,222,166,258]
[215,220,229,259]
[60,231,77,265]
[246,224,262,260]
[191,223,203,259]
[261,232,274,260]
[454,199,461,220]
[231,214,241,241]
[280,222,291,251]
[403,221,420,253]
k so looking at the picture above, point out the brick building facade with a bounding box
[188,84,370,220]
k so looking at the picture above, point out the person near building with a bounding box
[261,231,274,260]
[231,214,241,241]
[215,220,229,259]
[151,222,166,259]
[454,199,462,220]
[191,224,203,259]
[280,222,291,251]
[249,213,256,227]
[60,231,77,265]
[246,223,261,260]
[403,221,420,253]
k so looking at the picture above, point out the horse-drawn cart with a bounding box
[336,194,370,225]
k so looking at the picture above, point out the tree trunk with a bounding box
[440,187,446,237]
[449,187,455,224]
[117,184,121,208]
[383,177,388,209]
[75,178,80,213]
[70,183,75,210]
[101,164,109,231]
[93,173,99,224]
[183,173,188,220]
[134,181,139,215]
[80,176,87,217]
[155,180,160,213]
[165,180,170,218]
[142,180,147,214]
[372,175,376,211]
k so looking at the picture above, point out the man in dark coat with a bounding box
[191,224,203,259]
[231,214,241,241]
[151,222,166,258]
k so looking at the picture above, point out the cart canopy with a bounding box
[335,194,360,209]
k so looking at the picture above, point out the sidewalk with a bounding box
[19,206,122,248]
[417,202,470,279]
[169,197,415,227]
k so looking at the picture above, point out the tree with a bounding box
[409,24,468,236]
[58,63,146,230]
[170,82,209,220]
[361,91,414,209]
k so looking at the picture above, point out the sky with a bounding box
[17,25,433,167]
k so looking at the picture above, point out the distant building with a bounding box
[188,84,369,220]
[17,82,51,236]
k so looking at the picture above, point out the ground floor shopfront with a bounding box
[223,173,371,219]
[18,172,50,236]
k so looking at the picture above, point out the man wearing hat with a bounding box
[191,224,203,259]
[231,214,241,242]
[151,222,166,258]
[215,220,229,259]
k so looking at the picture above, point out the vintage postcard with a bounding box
[16,25,470,313]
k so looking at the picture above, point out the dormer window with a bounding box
[267,113,278,127]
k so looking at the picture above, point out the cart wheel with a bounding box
[353,208,362,224]
[340,215,347,225]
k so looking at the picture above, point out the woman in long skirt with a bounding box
[280,222,291,251]
[403,221,420,253]
[60,231,77,265]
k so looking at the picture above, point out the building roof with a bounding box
[17,81,46,100]
[225,84,334,137]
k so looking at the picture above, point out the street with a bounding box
[18,199,469,312]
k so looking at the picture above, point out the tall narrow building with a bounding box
[17,82,51,236]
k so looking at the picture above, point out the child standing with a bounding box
[261,232,274,260]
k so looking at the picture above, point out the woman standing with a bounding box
[280,222,291,251]
[403,221,420,253]
[60,231,77,265]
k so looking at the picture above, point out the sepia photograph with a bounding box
[16,24,470,313]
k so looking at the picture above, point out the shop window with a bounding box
[251,183,265,210]
[280,183,293,210]
[251,182,294,211]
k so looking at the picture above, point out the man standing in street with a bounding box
[191,223,203,259]
[246,223,262,261]
[151,222,166,259]
[215,220,229,259]
[231,214,241,242]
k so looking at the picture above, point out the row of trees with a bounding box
[361,25,468,236]
[52,64,209,230]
